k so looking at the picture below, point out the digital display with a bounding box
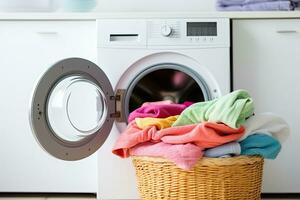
[187,22,217,36]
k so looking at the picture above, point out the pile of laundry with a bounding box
[216,0,300,11]
[112,90,289,170]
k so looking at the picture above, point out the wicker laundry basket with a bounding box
[132,156,263,200]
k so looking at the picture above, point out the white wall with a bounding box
[96,0,215,12]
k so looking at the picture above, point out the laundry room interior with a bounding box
[0,0,299,200]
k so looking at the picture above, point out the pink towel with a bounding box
[182,101,194,107]
[130,142,203,170]
[141,100,173,106]
[155,123,245,148]
[127,101,190,123]
[112,121,157,157]
[112,122,245,158]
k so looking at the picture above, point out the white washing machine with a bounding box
[29,18,230,200]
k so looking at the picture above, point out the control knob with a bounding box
[161,25,173,37]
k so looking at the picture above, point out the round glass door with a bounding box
[47,75,107,142]
[30,58,115,160]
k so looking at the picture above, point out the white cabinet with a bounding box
[0,21,97,193]
[233,19,300,193]
[97,0,214,11]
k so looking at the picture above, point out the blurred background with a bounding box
[0,0,215,12]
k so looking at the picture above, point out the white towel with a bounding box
[239,113,290,143]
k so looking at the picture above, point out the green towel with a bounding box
[172,90,254,128]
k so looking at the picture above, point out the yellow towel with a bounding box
[136,115,179,130]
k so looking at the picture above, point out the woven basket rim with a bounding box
[132,155,263,166]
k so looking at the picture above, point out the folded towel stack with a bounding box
[216,0,293,11]
[112,90,289,170]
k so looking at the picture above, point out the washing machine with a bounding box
[29,18,230,200]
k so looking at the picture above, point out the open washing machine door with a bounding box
[30,58,119,161]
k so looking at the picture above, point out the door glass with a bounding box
[47,75,107,142]
[128,68,207,113]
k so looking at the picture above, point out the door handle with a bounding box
[36,31,58,35]
[276,30,298,34]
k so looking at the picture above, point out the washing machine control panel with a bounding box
[97,18,230,48]
[147,19,230,48]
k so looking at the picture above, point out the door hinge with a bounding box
[110,95,121,101]
[109,89,126,122]
[110,112,121,118]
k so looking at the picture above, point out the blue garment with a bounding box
[240,133,281,159]
[204,142,241,158]
[293,1,300,9]
[217,0,292,11]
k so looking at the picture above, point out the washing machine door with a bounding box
[30,58,115,161]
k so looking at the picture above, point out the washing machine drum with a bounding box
[125,64,211,115]
[30,58,211,161]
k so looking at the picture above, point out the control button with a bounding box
[210,38,214,41]
[189,38,193,42]
[203,37,207,42]
[196,38,199,41]
[161,25,173,37]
